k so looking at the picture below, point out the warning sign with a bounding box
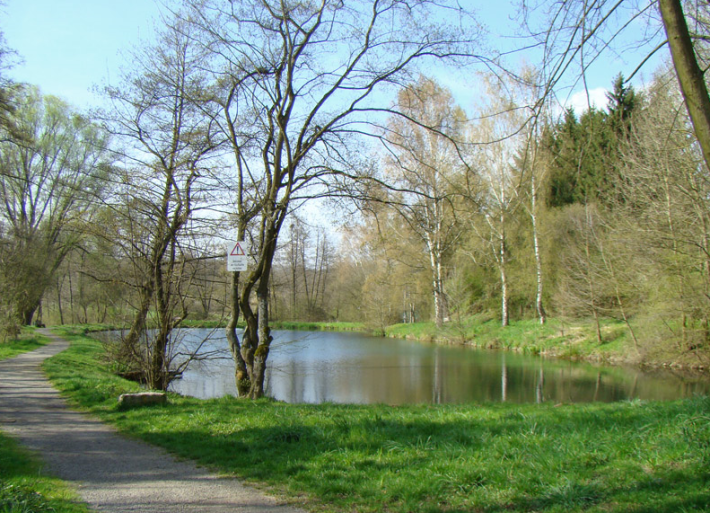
[227,241,249,272]
[230,241,246,256]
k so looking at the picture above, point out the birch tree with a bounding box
[508,69,549,325]
[383,76,466,327]
[466,77,526,327]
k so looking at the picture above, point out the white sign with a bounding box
[227,241,248,272]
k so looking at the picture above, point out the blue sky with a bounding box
[2,1,666,114]
[4,0,162,109]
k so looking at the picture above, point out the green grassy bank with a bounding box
[0,431,89,513]
[181,316,639,366]
[0,329,49,362]
[42,329,710,513]
[271,321,366,332]
[47,316,644,366]
[180,319,367,332]
[386,316,641,363]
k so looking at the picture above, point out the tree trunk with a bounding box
[291,233,298,320]
[659,0,710,171]
[584,205,602,343]
[433,264,446,328]
[20,303,38,326]
[68,265,75,324]
[124,283,153,360]
[249,284,272,399]
[148,327,170,390]
[500,224,509,328]
[531,171,546,325]
[56,276,64,325]
[426,233,447,328]
[225,271,250,397]
[592,308,603,344]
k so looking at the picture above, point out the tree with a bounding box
[0,17,24,144]
[273,216,334,321]
[521,126,548,325]
[606,74,638,137]
[182,0,486,398]
[504,67,550,325]
[543,108,612,207]
[659,0,710,172]
[520,0,710,181]
[553,204,614,344]
[100,16,217,390]
[382,76,466,327]
[0,87,111,330]
[542,75,640,210]
[614,69,710,361]
[465,75,529,327]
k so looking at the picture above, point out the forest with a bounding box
[2,0,710,397]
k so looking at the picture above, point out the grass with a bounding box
[0,431,90,513]
[386,316,635,362]
[271,321,367,332]
[55,319,368,332]
[180,319,230,329]
[0,329,50,362]
[42,330,710,513]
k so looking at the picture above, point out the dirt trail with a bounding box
[0,329,308,513]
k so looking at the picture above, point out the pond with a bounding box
[164,329,710,405]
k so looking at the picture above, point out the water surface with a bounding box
[167,329,710,404]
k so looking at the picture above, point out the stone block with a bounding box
[118,391,167,408]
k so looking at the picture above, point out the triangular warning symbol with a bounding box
[230,242,246,256]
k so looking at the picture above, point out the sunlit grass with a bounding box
[0,329,49,362]
[386,315,634,361]
[0,431,90,513]
[271,321,367,332]
[43,331,710,513]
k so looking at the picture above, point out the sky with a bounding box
[3,0,163,109]
[2,0,666,114]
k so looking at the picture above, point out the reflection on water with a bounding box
[166,329,710,405]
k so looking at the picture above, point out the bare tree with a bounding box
[616,70,710,360]
[554,204,610,344]
[100,16,217,390]
[0,19,25,144]
[181,0,487,398]
[273,216,333,320]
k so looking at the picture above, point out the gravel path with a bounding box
[0,329,308,513]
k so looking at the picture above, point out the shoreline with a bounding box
[31,316,710,373]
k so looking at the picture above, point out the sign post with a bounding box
[227,241,248,272]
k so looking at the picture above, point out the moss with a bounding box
[254,344,270,358]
